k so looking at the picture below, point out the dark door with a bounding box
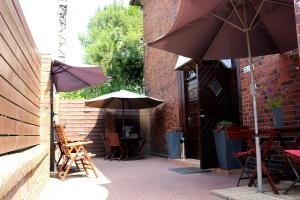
[184,71,200,159]
[184,61,240,169]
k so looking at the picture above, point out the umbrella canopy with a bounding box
[149,0,297,193]
[51,60,109,92]
[150,0,297,60]
[85,90,163,138]
[85,90,163,109]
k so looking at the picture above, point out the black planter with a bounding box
[213,130,242,170]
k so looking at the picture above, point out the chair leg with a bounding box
[81,158,89,176]
[237,167,246,186]
[57,157,68,179]
[284,158,300,194]
[61,156,76,180]
[81,146,98,178]
[110,149,116,161]
[75,160,81,172]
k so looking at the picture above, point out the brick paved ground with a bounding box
[39,156,241,200]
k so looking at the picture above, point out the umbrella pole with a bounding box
[246,29,263,192]
[50,75,56,174]
[122,99,125,138]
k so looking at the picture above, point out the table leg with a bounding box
[248,162,279,194]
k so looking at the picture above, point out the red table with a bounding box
[248,128,300,194]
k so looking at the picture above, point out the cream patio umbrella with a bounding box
[85,90,163,137]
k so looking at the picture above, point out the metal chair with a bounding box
[225,127,256,186]
[283,150,300,194]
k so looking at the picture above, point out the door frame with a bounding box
[179,59,242,168]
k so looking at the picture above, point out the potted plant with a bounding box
[213,121,242,170]
[264,87,287,128]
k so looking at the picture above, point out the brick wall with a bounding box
[239,52,300,171]
[144,0,182,156]
[240,53,300,128]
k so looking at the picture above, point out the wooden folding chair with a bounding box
[106,133,124,160]
[55,125,98,180]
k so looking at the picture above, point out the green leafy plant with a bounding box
[263,87,287,109]
[215,120,234,132]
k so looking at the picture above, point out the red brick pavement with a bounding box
[93,156,240,200]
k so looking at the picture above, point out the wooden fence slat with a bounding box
[0,76,39,116]
[0,13,40,88]
[59,116,105,120]
[59,119,104,124]
[12,0,40,67]
[0,117,39,136]
[64,127,104,132]
[64,131,104,136]
[0,57,39,107]
[0,135,40,155]
[0,96,39,126]
[0,34,40,97]
[3,0,40,78]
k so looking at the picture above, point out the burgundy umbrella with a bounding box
[49,60,109,172]
[51,60,109,92]
[149,0,297,192]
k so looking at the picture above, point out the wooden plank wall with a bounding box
[58,100,139,157]
[0,0,41,155]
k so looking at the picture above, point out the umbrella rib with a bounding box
[230,0,246,29]
[251,0,294,30]
[265,0,294,7]
[102,98,115,108]
[249,0,265,30]
[140,98,154,108]
[205,3,244,57]
[52,64,72,75]
[245,0,280,52]
[209,11,245,32]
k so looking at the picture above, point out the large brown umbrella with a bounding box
[149,0,297,192]
[50,60,109,172]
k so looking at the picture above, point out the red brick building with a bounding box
[131,1,300,168]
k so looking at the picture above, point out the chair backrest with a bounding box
[225,127,255,148]
[106,133,120,147]
[55,125,70,155]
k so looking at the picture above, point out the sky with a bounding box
[19,0,130,64]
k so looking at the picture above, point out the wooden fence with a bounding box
[58,100,140,156]
[0,0,41,155]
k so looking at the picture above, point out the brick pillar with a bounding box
[294,1,300,55]
[40,54,52,144]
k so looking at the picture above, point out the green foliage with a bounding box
[61,1,144,99]
[215,120,234,132]
[263,87,287,109]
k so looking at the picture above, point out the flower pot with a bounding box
[272,108,284,128]
[213,130,242,170]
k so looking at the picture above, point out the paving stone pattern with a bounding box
[39,157,239,200]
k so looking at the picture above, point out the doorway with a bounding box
[183,60,240,169]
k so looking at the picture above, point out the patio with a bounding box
[39,156,240,200]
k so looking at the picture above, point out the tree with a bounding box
[61,1,144,99]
